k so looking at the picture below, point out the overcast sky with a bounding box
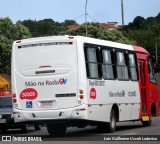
[0,0,160,25]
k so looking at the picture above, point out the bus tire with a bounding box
[107,110,116,133]
[21,124,29,133]
[0,128,6,133]
[34,124,41,130]
[47,124,67,135]
[97,110,116,133]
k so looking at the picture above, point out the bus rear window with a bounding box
[15,42,76,71]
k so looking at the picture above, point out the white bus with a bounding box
[11,36,159,135]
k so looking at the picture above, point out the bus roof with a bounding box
[13,36,149,54]
[133,46,149,55]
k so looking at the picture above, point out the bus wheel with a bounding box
[34,124,41,130]
[47,124,67,135]
[21,124,29,133]
[142,115,152,127]
[97,110,116,133]
[0,128,7,133]
[107,110,116,133]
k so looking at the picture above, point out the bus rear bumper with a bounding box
[13,104,88,123]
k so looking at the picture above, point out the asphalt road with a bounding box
[0,116,160,142]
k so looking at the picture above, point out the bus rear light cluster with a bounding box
[12,93,17,103]
[12,93,19,108]
[79,89,84,99]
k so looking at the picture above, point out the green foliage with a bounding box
[63,20,77,26]
[19,19,68,37]
[0,17,31,74]
[0,36,12,74]
[122,13,160,57]
[67,22,136,45]
[1,12,160,74]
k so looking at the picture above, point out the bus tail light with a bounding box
[13,99,17,103]
[77,84,85,105]
[79,90,84,94]
[12,93,17,102]
[13,93,16,98]
[12,93,19,108]
[80,95,84,99]
[79,89,84,100]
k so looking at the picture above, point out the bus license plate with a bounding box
[40,101,53,107]
[0,119,6,123]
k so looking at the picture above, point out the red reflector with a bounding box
[80,95,84,99]
[13,99,17,103]
[68,36,74,39]
[81,108,86,111]
[16,40,21,43]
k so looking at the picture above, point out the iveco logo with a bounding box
[0,115,2,119]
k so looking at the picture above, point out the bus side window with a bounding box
[102,49,115,79]
[148,59,156,84]
[116,51,129,80]
[84,46,102,79]
[128,53,138,81]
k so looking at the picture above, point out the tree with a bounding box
[63,20,77,26]
[156,12,160,22]
[20,19,68,37]
[0,36,12,74]
[0,17,31,74]
[122,12,160,58]
[0,18,13,39]
[18,19,38,37]
[66,22,136,45]
[133,16,145,29]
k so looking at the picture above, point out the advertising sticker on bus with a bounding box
[20,88,38,100]
[90,88,96,99]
